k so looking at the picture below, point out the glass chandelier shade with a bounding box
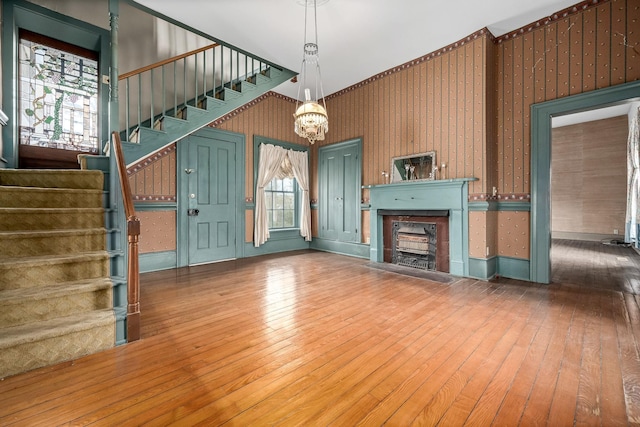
[294,0,328,144]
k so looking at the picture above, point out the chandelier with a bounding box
[293,0,328,144]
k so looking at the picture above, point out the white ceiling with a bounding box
[134,0,582,99]
[552,103,634,128]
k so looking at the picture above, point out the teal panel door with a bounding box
[319,139,361,242]
[187,134,236,265]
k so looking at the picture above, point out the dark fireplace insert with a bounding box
[382,213,449,273]
[392,221,437,270]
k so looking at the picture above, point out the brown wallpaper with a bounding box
[128,0,640,261]
[495,0,639,196]
[137,211,176,253]
[318,32,494,199]
[128,145,176,202]
[492,0,639,258]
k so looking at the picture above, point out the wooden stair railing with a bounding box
[112,131,140,341]
[118,41,276,143]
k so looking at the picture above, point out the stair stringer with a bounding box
[121,67,296,166]
[81,154,127,345]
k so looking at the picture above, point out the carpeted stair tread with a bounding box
[0,278,113,328]
[0,168,115,378]
[0,277,112,304]
[0,207,104,231]
[0,185,103,208]
[0,309,115,379]
[0,228,107,258]
[0,309,115,350]
[0,169,103,190]
[0,251,109,267]
[0,252,109,290]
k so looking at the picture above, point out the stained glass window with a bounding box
[18,32,99,153]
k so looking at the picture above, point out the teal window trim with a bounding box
[252,135,309,231]
[2,0,110,168]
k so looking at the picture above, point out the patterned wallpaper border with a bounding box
[469,193,531,202]
[133,194,176,202]
[210,91,296,128]
[326,28,493,100]
[194,0,609,131]
[127,144,176,175]
[494,0,608,43]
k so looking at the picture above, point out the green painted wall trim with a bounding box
[468,256,497,280]
[368,178,476,277]
[531,80,640,284]
[243,237,310,258]
[468,201,495,211]
[498,201,530,211]
[310,238,370,259]
[468,200,530,212]
[140,251,177,273]
[498,256,530,282]
[114,306,127,346]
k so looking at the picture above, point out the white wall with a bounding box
[25,0,211,74]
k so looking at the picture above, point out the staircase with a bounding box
[0,169,115,379]
[117,43,296,165]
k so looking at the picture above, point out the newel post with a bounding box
[126,216,141,341]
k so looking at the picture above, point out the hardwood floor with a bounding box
[1,249,639,425]
[552,238,640,294]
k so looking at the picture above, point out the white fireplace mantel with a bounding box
[366,178,476,277]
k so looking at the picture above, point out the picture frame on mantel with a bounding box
[390,151,436,183]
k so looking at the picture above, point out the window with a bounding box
[265,177,297,229]
[18,30,99,153]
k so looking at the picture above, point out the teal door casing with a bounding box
[177,128,245,267]
[319,139,362,242]
[530,80,640,284]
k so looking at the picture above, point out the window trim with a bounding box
[18,29,101,156]
[253,135,309,233]
[2,0,110,168]
[265,176,299,230]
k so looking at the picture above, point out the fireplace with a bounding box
[392,221,436,270]
[383,214,450,273]
[367,178,475,277]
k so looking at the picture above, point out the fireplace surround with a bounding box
[366,178,475,277]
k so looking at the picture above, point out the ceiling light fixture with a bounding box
[293,0,328,144]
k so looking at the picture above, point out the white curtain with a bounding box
[254,143,312,247]
[287,149,312,242]
[626,106,640,246]
[254,144,288,247]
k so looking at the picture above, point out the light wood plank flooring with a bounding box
[1,249,639,425]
